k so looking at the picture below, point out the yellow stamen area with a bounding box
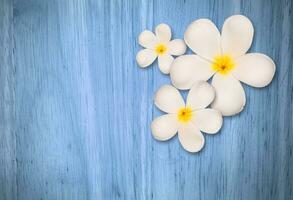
[155,44,167,55]
[212,55,235,75]
[177,107,193,123]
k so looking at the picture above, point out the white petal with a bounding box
[233,53,276,87]
[221,15,254,58]
[158,54,174,74]
[154,85,185,114]
[167,39,186,56]
[138,30,157,49]
[170,55,215,90]
[136,49,157,68]
[151,114,179,141]
[186,81,215,110]
[191,109,222,134]
[178,123,205,153]
[184,19,221,60]
[155,23,171,42]
[211,73,246,116]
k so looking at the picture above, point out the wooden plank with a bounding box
[0,0,16,199]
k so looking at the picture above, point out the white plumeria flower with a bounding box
[151,81,223,153]
[170,15,276,116]
[136,23,187,74]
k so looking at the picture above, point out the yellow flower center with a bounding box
[212,55,235,75]
[155,44,167,55]
[177,107,193,123]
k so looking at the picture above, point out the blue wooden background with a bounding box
[0,0,292,199]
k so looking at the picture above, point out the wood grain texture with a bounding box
[0,0,292,199]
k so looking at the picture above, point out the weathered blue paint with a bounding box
[0,0,292,199]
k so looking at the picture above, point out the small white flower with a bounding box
[151,81,223,153]
[136,23,187,74]
[170,15,276,116]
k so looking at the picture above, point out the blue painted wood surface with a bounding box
[0,0,292,199]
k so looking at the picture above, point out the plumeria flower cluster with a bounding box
[136,15,276,153]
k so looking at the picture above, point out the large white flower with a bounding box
[136,24,186,74]
[151,81,223,153]
[170,15,276,116]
